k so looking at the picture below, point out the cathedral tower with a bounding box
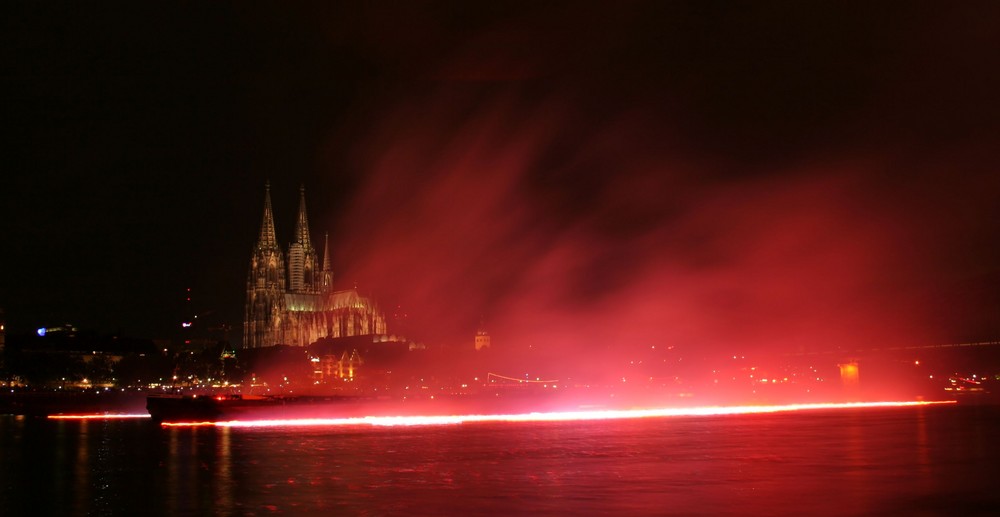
[287,185,319,293]
[244,182,287,348]
[475,318,491,351]
[320,232,334,293]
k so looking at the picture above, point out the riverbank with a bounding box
[0,389,149,416]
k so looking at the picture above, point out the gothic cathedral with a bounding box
[243,183,387,348]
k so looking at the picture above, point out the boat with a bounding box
[146,384,651,423]
[145,393,378,423]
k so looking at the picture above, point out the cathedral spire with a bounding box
[322,232,331,271]
[257,181,278,248]
[288,184,318,293]
[320,232,334,293]
[294,184,313,248]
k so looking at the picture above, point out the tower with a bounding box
[839,360,860,393]
[475,318,491,351]
[287,185,319,293]
[320,232,334,293]
[244,182,287,348]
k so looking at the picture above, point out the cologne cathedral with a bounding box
[243,183,387,348]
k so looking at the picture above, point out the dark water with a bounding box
[1,404,998,516]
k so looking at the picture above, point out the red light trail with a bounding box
[47,414,151,420]
[159,400,955,429]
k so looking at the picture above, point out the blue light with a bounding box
[37,328,46,337]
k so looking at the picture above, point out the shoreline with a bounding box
[2,386,983,421]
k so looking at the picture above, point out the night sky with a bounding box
[3,2,1000,355]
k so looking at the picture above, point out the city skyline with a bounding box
[3,3,1000,357]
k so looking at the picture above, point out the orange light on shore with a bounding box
[160,400,955,429]
[838,362,860,387]
[47,414,151,420]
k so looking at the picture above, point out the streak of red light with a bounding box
[160,400,955,428]
[47,414,151,420]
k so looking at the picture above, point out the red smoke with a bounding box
[323,89,990,366]
[310,4,1000,372]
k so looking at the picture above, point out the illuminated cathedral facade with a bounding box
[243,183,387,348]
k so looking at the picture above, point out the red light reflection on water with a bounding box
[160,400,954,428]
[47,414,151,420]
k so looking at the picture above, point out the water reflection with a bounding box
[167,427,178,516]
[843,410,874,513]
[2,406,999,515]
[215,426,233,512]
[73,419,89,514]
[915,406,930,477]
[53,420,68,507]
[284,409,995,515]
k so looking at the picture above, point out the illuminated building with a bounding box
[314,350,364,381]
[243,183,387,348]
[475,321,490,351]
[838,361,860,389]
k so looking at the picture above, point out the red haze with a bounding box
[322,88,994,371]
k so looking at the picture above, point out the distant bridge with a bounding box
[784,340,1000,357]
[486,373,559,387]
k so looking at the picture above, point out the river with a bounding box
[1,403,997,515]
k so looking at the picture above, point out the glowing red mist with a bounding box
[323,91,987,388]
[310,8,1000,396]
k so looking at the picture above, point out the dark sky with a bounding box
[3,2,1000,354]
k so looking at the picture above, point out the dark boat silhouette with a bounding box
[145,393,380,423]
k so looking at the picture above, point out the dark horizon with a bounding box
[4,2,1000,357]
